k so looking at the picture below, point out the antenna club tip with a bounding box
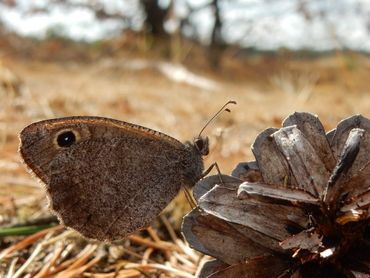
[198,100,237,138]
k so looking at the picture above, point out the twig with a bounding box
[33,241,64,278]
[128,234,182,252]
[0,225,63,260]
[160,214,179,243]
[5,257,18,278]
[12,241,44,278]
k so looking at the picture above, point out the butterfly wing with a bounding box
[49,137,186,240]
[20,117,198,240]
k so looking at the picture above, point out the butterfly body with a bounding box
[19,116,207,240]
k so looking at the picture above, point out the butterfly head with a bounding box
[193,101,236,157]
[193,136,209,156]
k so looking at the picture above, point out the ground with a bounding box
[0,38,369,276]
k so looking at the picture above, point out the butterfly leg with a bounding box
[182,186,196,208]
[201,162,224,184]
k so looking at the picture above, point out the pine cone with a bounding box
[182,112,369,277]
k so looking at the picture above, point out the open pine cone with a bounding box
[182,112,369,277]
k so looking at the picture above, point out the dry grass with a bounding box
[0,222,202,277]
[0,38,369,276]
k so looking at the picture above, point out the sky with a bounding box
[0,0,370,51]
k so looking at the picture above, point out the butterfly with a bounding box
[19,101,235,240]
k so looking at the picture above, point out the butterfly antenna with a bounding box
[198,100,237,138]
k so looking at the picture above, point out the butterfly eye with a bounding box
[194,137,209,156]
[56,130,77,147]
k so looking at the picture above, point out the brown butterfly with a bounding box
[19,101,235,241]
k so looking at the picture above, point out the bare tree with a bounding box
[141,0,171,38]
[209,0,225,68]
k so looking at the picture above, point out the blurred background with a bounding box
[0,0,369,275]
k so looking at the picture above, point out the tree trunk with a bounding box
[209,0,225,69]
[141,0,169,37]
